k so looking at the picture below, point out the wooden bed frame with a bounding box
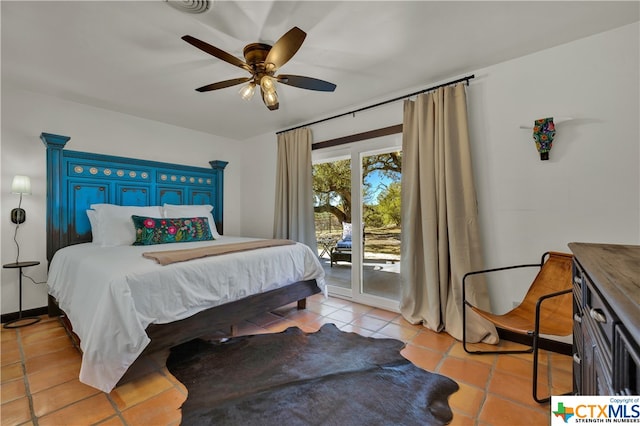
[42,132,321,385]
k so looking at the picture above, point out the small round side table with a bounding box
[3,261,41,329]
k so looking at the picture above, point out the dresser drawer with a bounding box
[594,342,615,395]
[573,315,583,394]
[583,316,614,395]
[572,261,584,307]
[584,277,617,357]
[614,325,640,395]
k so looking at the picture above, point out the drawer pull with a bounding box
[590,308,607,323]
[574,313,582,323]
[573,353,581,365]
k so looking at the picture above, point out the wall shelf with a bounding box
[519,116,573,129]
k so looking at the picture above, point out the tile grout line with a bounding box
[105,387,131,426]
[20,319,122,425]
[16,327,40,426]
[484,352,556,417]
[433,338,455,372]
[475,350,497,426]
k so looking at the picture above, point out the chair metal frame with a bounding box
[462,251,573,403]
[330,244,352,267]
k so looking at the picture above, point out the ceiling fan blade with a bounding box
[277,74,336,92]
[264,27,306,71]
[195,77,251,92]
[182,35,252,73]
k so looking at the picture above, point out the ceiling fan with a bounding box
[182,27,336,111]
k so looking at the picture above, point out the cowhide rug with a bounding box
[166,323,459,426]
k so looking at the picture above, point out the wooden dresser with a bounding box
[569,242,640,396]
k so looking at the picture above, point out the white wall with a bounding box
[1,88,244,314]
[238,133,278,239]
[468,22,639,312]
[241,22,640,314]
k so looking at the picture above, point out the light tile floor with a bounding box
[1,294,572,425]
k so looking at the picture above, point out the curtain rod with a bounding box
[276,74,474,135]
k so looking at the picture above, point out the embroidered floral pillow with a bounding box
[131,216,214,246]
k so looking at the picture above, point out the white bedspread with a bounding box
[47,236,326,393]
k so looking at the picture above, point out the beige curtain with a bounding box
[400,84,497,344]
[273,128,318,253]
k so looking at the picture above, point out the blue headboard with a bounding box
[41,132,228,262]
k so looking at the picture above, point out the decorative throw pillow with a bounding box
[131,216,214,246]
[90,204,163,246]
[342,222,352,241]
[163,204,220,238]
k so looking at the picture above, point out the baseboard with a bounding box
[497,327,573,356]
[1,306,49,324]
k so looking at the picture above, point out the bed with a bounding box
[42,132,325,393]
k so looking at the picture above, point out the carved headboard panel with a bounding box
[41,132,228,262]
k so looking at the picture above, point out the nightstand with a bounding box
[3,261,41,328]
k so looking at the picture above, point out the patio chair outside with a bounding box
[330,222,353,267]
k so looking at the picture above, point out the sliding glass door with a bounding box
[313,156,352,293]
[361,149,402,302]
[313,134,402,311]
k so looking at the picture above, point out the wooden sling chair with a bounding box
[462,251,574,403]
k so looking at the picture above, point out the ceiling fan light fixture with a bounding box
[264,89,278,107]
[260,75,276,92]
[238,82,256,101]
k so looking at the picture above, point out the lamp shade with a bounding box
[260,75,276,92]
[264,89,278,107]
[238,83,256,101]
[11,175,31,195]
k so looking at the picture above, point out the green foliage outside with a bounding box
[376,181,401,226]
[313,153,402,256]
[313,160,352,226]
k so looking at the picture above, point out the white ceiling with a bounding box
[2,1,638,140]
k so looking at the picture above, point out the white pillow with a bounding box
[162,204,220,238]
[86,209,102,244]
[341,222,352,241]
[90,204,163,246]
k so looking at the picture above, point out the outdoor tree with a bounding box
[313,152,402,226]
[375,181,402,226]
[313,160,351,225]
[362,152,401,178]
